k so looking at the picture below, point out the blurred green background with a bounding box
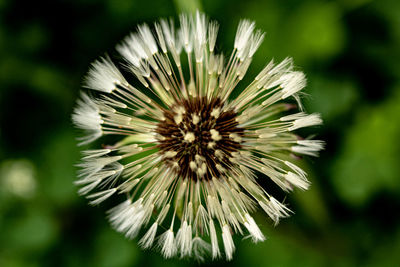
[1,0,400,266]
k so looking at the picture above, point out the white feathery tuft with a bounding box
[179,14,193,53]
[158,229,177,258]
[81,148,111,159]
[72,92,103,145]
[84,56,126,93]
[192,237,211,261]
[138,24,159,55]
[289,113,323,131]
[87,188,117,205]
[259,197,292,225]
[249,30,265,57]
[222,224,235,261]
[234,20,255,52]
[284,171,310,190]
[176,221,193,257]
[194,11,207,62]
[208,21,219,52]
[281,71,306,99]
[209,219,220,259]
[139,222,158,249]
[107,198,148,239]
[244,213,265,242]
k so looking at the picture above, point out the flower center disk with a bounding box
[156,97,244,181]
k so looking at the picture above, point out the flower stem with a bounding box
[173,0,203,14]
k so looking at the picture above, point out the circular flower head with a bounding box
[73,12,324,261]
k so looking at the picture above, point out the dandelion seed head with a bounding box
[72,11,324,261]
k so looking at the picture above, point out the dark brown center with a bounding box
[156,97,244,181]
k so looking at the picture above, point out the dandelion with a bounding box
[72,12,324,260]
